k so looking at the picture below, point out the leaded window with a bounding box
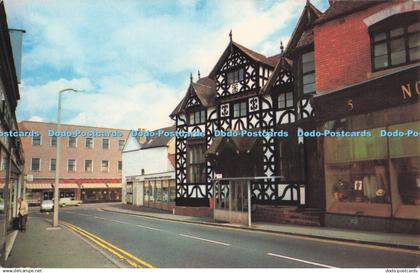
[302,51,315,94]
[227,68,244,84]
[189,110,205,125]
[233,102,247,118]
[187,143,206,184]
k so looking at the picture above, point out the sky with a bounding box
[4,0,329,130]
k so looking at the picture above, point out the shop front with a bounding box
[81,183,122,203]
[313,65,420,233]
[25,182,53,205]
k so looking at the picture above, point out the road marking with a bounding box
[78,213,91,217]
[63,223,140,268]
[179,234,231,246]
[135,224,163,232]
[100,210,420,255]
[95,216,108,221]
[110,219,129,225]
[63,222,155,268]
[267,253,337,268]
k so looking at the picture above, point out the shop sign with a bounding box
[400,80,420,99]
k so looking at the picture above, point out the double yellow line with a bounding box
[63,222,155,268]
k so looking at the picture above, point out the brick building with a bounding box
[312,0,419,232]
[19,121,130,204]
[169,0,419,232]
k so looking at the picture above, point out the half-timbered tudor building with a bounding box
[170,2,325,217]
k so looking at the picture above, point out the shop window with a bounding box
[189,110,205,125]
[187,143,206,184]
[227,68,244,84]
[277,92,293,109]
[370,12,420,71]
[102,139,109,149]
[118,161,122,172]
[50,136,57,147]
[68,159,76,172]
[118,139,125,150]
[68,136,77,148]
[31,158,40,171]
[388,121,420,206]
[32,135,41,146]
[85,160,93,172]
[50,158,56,171]
[301,51,315,94]
[101,160,109,172]
[233,102,247,118]
[85,138,93,149]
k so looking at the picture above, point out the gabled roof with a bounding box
[314,1,386,25]
[209,41,279,78]
[170,76,217,118]
[284,1,323,54]
[141,126,176,149]
[261,57,293,95]
[206,135,260,156]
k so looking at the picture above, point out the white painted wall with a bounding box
[122,134,175,204]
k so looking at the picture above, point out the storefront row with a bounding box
[313,66,419,233]
[25,182,122,205]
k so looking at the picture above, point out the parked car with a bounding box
[40,200,54,212]
[59,197,81,207]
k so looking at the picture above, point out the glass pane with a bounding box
[390,27,404,38]
[374,43,387,56]
[286,92,293,107]
[303,83,315,94]
[373,32,386,42]
[390,38,405,52]
[302,51,314,63]
[374,55,388,69]
[409,46,420,61]
[189,113,194,125]
[409,33,420,48]
[391,51,406,65]
[392,157,420,206]
[278,95,285,108]
[302,61,314,74]
[303,73,315,84]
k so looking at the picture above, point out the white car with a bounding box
[40,200,54,212]
[59,197,81,207]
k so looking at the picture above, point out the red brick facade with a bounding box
[314,1,403,93]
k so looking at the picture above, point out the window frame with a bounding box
[31,157,41,171]
[67,159,76,172]
[68,136,77,148]
[32,135,42,146]
[118,140,125,151]
[85,137,94,149]
[50,136,57,147]
[187,142,206,184]
[102,138,110,149]
[84,159,93,173]
[101,160,109,172]
[232,101,247,118]
[188,110,206,125]
[370,12,420,72]
[301,51,315,95]
[277,92,294,109]
[118,161,122,172]
[226,68,245,85]
[50,158,56,172]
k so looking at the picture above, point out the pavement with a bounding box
[5,215,117,268]
[101,203,420,251]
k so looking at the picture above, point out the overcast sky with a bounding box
[4,0,328,130]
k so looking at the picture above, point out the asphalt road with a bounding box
[36,205,420,268]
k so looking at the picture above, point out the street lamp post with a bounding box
[53,88,84,227]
